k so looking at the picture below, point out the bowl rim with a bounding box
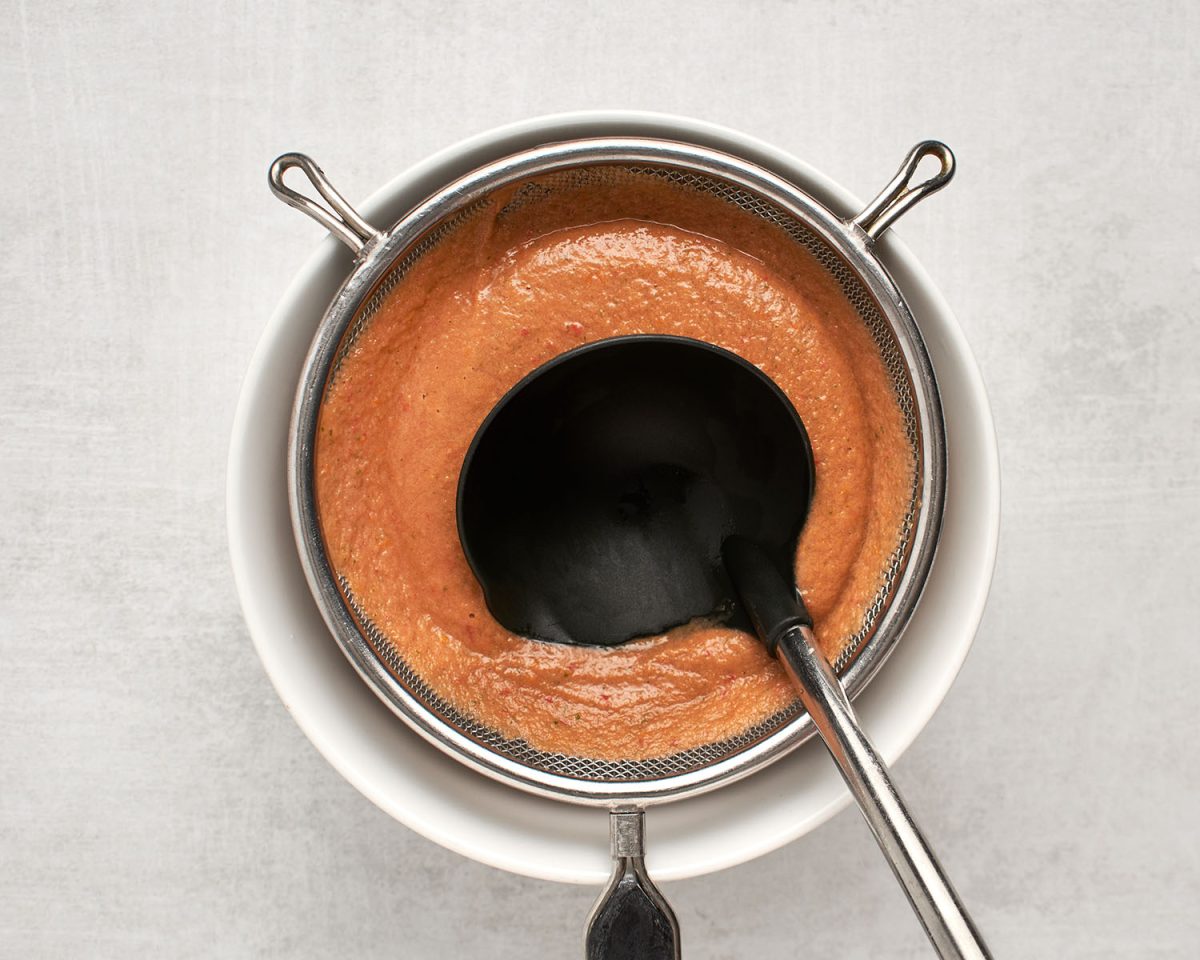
[227,109,1000,883]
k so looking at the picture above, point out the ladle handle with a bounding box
[775,625,992,960]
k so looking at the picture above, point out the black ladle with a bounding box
[457,335,991,960]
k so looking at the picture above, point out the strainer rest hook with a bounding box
[269,153,383,255]
[853,141,955,239]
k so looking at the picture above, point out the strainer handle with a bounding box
[776,625,993,960]
[852,141,955,240]
[585,809,681,960]
[268,153,383,254]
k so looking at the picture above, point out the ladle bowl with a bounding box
[456,335,814,648]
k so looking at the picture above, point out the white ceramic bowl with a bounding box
[227,111,999,884]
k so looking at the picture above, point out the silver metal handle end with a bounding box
[586,809,680,960]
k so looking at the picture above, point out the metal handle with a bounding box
[776,625,992,960]
[852,141,955,239]
[585,810,681,960]
[268,153,383,254]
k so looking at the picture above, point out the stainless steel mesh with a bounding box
[321,162,923,784]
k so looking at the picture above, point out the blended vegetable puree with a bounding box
[315,173,913,760]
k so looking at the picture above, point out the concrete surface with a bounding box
[2,0,1197,956]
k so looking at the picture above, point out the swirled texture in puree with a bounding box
[315,176,912,760]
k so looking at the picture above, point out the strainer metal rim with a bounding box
[283,137,946,806]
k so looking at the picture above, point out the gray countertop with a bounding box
[3,1,1197,956]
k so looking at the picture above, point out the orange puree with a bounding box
[315,174,912,760]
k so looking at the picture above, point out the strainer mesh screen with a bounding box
[325,164,921,783]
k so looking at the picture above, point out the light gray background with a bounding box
[3,1,1197,957]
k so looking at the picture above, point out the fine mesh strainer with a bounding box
[268,138,985,959]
